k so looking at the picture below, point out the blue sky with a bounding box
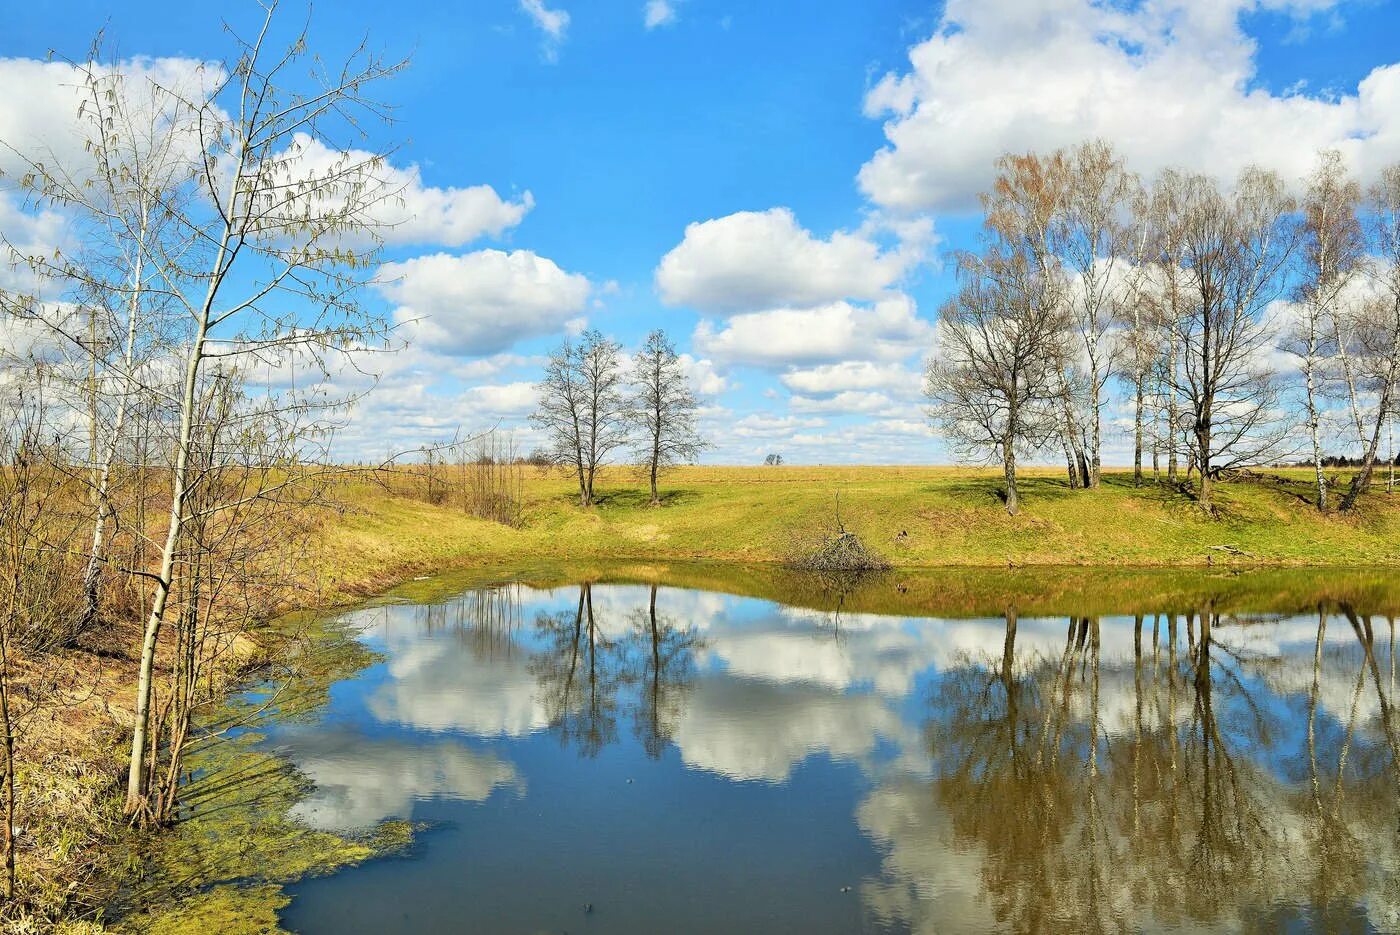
[5,0,1400,462]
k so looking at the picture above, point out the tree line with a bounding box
[531,327,706,506]
[927,141,1400,514]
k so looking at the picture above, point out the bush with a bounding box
[783,494,889,573]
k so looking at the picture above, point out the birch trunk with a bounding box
[124,156,239,816]
[1133,374,1144,487]
[1303,304,1328,510]
[79,207,150,633]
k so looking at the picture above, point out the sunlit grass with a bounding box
[307,465,1400,600]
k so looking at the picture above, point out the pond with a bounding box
[246,567,1400,933]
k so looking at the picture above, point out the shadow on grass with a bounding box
[926,475,1083,507]
[551,487,703,510]
[920,471,1214,512]
[1098,472,1201,504]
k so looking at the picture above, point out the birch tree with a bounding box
[1339,163,1400,510]
[1116,188,1163,487]
[1056,140,1139,488]
[926,250,1063,515]
[1158,168,1297,510]
[1293,150,1364,509]
[927,156,1068,515]
[0,50,197,637]
[120,6,404,819]
[1145,171,1195,485]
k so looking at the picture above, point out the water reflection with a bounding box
[274,580,1400,934]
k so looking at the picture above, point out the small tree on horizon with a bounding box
[629,329,705,505]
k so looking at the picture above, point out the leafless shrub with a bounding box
[783,495,890,574]
[461,432,525,527]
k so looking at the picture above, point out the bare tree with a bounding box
[1056,140,1140,488]
[0,48,199,640]
[447,430,524,525]
[532,329,628,506]
[119,5,404,819]
[1339,163,1400,510]
[0,379,86,908]
[1144,170,1197,485]
[927,154,1068,515]
[1291,150,1364,509]
[1116,187,1165,487]
[1154,168,1298,510]
[629,329,705,505]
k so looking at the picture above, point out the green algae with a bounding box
[111,613,413,933]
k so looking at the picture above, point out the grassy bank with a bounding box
[314,465,1400,595]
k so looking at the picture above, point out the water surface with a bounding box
[263,572,1400,933]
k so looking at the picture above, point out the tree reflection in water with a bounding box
[895,605,1400,934]
[530,583,702,759]
[277,578,1400,934]
[625,584,701,758]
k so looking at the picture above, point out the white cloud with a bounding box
[679,353,727,395]
[520,0,571,59]
[790,390,897,415]
[779,360,921,397]
[656,208,916,314]
[670,677,906,782]
[730,413,826,438]
[644,0,679,29]
[0,193,69,297]
[268,135,533,248]
[377,249,592,356]
[0,56,219,180]
[859,0,1400,212]
[460,381,539,417]
[0,60,530,254]
[693,294,934,368]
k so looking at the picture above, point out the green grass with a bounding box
[307,465,1400,601]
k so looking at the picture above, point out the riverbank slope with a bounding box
[314,465,1400,598]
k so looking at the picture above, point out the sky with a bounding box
[4,0,1400,463]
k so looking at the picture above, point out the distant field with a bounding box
[309,464,1400,600]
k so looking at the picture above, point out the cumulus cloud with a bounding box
[0,59,531,254]
[778,360,921,397]
[670,677,906,782]
[459,380,540,416]
[860,0,1400,212]
[790,390,897,415]
[0,193,70,297]
[378,249,592,356]
[656,207,916,314]
[678,353,727,395]
[263,135,533,247]
[0,56,219,180]
[693,294,934,368]
[730,414,826,438]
